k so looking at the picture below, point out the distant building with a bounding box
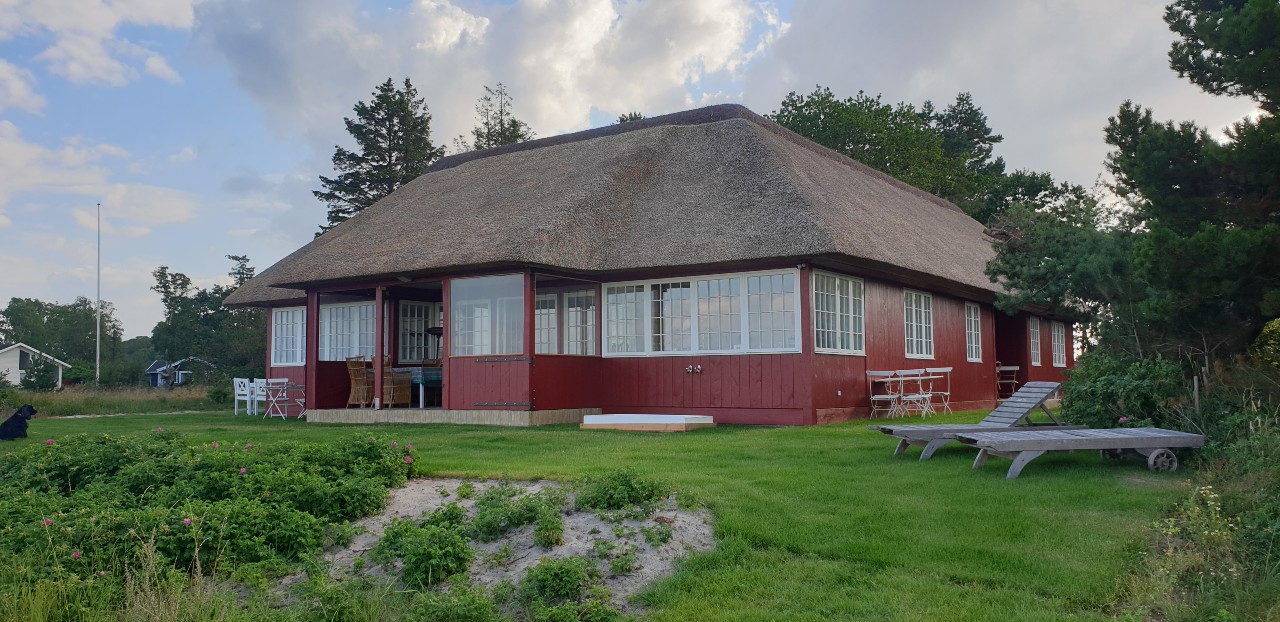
[145,360,193,387]
[0,343,72,389]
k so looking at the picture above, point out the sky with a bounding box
[0,0,1260,339]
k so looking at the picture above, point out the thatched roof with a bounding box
[225,104,998,307]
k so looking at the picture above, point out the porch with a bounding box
[305,406,599,427]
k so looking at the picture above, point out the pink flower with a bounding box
[1118,417,1129,423]
[72,551,81,560]
[391,441,398,447]
[406,444,413,451]
[97,571,106,577]
[89,516,96,522]
[44,439,54,446]
[211,442,219,449]
[404,455,413,464]
[155,427,163,433]
[42,519,52,527]
[239,468,247,474]
[183,518,191,526]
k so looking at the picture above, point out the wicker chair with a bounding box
[345,356,373,408]
[382,356,413,408]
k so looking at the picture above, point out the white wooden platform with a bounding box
[581,414,715,432]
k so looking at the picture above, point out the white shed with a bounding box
[0,343,72,389]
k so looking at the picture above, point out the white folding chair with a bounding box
[251,379,268,416]
[896,369,934,418]
[264,378,290,419]
[232,378,252,416]
[867,370,899,418]
[925,367,953,414]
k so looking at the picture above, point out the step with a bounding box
[581,414,716,432]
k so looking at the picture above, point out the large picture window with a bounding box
[272,307,305,366]
[319,302,375,361]
[813,272,864,354]
[450,274,525,356]
[604,269,799,357]
[399,301,443,363]
[965,302,982,362]
[1051,321,1066,367]
[904,290,933,359]
[1029,317,1042,366]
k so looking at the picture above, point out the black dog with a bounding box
[0,404,37,440]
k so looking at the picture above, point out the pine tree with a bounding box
[315,78,444,234]
[455,83,535,152]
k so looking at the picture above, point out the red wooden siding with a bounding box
[444,356,532,410]
[809,277,999,421]
[596,354,810,425]
[531,355,601,410]
[993,311,1071,386]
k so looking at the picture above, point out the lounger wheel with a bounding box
[1146,448,1178,472]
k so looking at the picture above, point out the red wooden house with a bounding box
[224,104,1073,425]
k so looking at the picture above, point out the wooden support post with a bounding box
[374,285,384,409]
[305,291,319,410]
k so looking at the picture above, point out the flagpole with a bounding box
[95,202,101,385]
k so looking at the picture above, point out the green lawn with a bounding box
[16,412,1180,621]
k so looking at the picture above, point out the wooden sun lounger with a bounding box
[869,381,1073,460]
[956,427,1206,479]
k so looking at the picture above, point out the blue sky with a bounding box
[0,0,1258,338]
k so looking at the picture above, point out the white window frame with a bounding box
[965,302,982,363]
[398,301,443,363]
[1029,317,1042,366]
[812,271,865,356]
[534,293,559,354]
[1051,321,1066,367]
[903,289,934,359]
[603,268,801,357]
[318,301,375,362]
[563,289,597,356]
[271,307,306,367]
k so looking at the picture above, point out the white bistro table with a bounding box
[873,375,943,418]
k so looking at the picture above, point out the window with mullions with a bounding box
[272,307,305,366]
[965,302,982,362]
[1029,317,1042,366]
[534,294,558,354]
[747,273,796,350]
[697,277,741,351]
[651,282,692,352]
[904,290,933,358]
[606,285,645,354]
[399,301,442,363]
[564,290,597,355]
[813,272,863,354]
[319,302,375,361]
[603,270,799,357]
[450,274,524,356]
[1051,321,1066,367]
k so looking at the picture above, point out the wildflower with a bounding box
[406,443,413,451]
[89,516,96,522]
[239,468,247,474]
[42,519,52,527]
[211,442,220,449]
[44,439,54,446]
[1118,417,1129,423]
[97,571,106,577]
[391,441,398,447]
[183,518,191,526]
[404,455,413,464]
[155,427,163,433]
[72,551,81,560]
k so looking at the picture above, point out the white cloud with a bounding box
[169,146,197,162]
[6,0,194,86]
[0,59,45,113]
[0,212,11,228]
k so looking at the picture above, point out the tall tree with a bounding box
[151,256,267,379]
[315,78,445,235]
[987,0,1280,358]
[0,297,123,364]
[455,83,535,152]
[616,112,645,124]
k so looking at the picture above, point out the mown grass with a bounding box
[7,385,226,417]
[14,411,1183,621]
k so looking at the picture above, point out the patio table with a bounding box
[394,367,443,409]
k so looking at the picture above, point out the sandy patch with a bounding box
[323,478,714,608]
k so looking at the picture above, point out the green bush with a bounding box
[1062,350,1186,429]
[1253,317,1280,370]
[18,356,59,392]
[470,483,565,542]
[519,557,596,605]
[411,584,502,622]
[574,469,665,512]
[534,506,564,548]
[400,524,475,588]
[424,502,469,530]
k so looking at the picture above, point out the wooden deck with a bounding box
[306,407,598,427]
